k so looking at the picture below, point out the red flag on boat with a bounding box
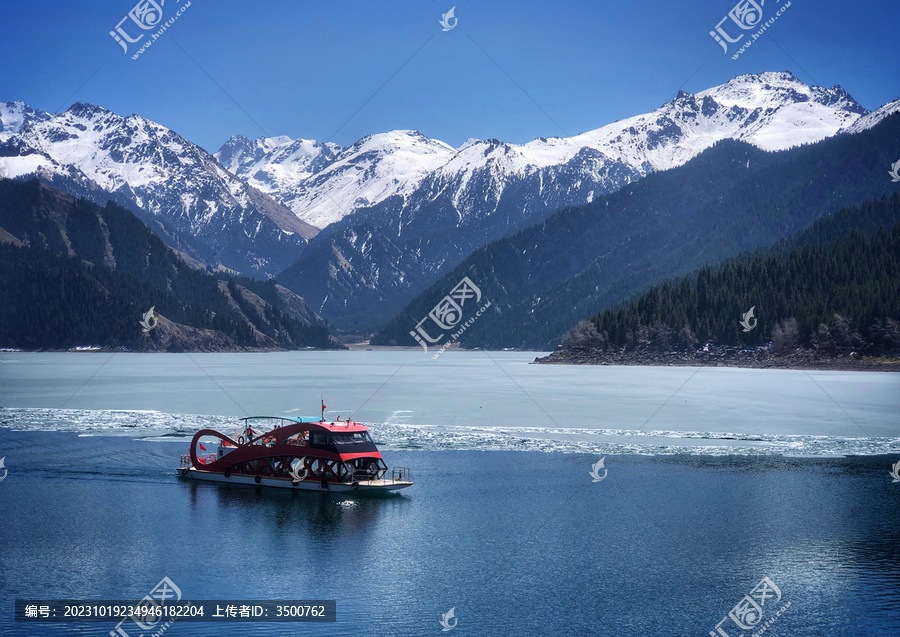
[199,442,206,452]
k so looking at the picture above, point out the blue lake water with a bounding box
[1,352,899,635]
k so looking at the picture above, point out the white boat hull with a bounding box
[177,467,412,492]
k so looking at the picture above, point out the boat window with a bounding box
[331,432,373,445]
[284,432,309,446]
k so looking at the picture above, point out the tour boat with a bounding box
[177,411,412,493]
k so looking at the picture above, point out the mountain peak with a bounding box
[225,133,252,145]
[65,102,111,118]
[349,129,451,150]
[702,71,865,113]
[724,70,803,89]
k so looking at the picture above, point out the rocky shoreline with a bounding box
[533,347,900,372]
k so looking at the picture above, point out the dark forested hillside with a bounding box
[373,112,900,350]
[0,243,252,350]
[548,193,900,362]
[0,179,340,350]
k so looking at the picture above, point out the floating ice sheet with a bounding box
[2,407,898,457]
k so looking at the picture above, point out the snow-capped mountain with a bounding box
[837,98,900,135]
[371,71,868,231]
[373,106,900,350]
[223,72,868,235]
[0,102,318,277]
[215,134,341,191]
[217,130,456,228]
[275,71,888,330]
[3,71,896,334]
[0,100,51,135]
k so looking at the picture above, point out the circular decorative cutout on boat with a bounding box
[321,477,329,490]
[351,480,360,490]
[291,480,299,487]
[254,476,261,484]
[180,468,188,476]
[238,436,245,445]
[224,470,231,478]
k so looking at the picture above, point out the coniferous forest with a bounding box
[549,193,900,362]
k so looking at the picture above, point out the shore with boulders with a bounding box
[533,344,900,371]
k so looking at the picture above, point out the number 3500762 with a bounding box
[276,605,324,617]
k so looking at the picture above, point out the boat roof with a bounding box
[239,416,370,433]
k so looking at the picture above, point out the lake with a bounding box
[0,351,899,635]
[2,350,899,453]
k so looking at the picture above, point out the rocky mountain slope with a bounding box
[0,101,318,278]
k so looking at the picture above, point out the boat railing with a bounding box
[179,454,191,468]
[390,467,412,483]
[345,467,411,484]
[347,469,381,482]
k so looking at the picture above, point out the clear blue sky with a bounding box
[2,0,898,152]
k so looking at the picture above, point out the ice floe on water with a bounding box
[1,407,898,457]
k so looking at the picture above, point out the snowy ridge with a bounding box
[0,100,51,136]
[838,98,900,135]
[217,130,455,228]
[570,71,864,164]
[419,72,867,223]
[2,72,892,283]
[0,102,317,276]
[19,103,254,210]
[221,72,874,231]
[216,134,341,186]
